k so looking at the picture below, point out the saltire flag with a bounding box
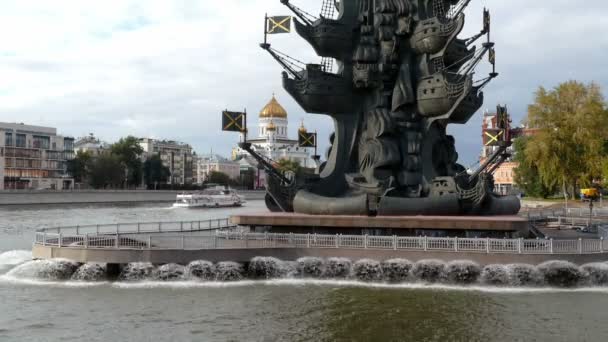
[298,131,316,148]
[483,8,491,32]
[484,129,504,146]
[267,16,291,34]
[222,111,246,132]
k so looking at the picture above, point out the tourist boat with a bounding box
[172,188,245,208]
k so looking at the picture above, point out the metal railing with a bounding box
[524,207,608,219]
[564,207,608,217]
[36,218,235,235]
[34,231,608,255]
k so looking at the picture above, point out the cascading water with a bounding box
[480,264,510,286]
[0,250,32,272]
[412,259,445,283]
[6,259,79,280]
[352,259,383,281]
[3,257,608,288]
[187,260,216,281]
[581,263,608,285]
[444,260,481,284]
[72,263,107,281]
[506,263,543,286]
[537,261,584,288]
[381,259,412,283]
[155,263,186,281]
[296,257,324,278]
[119,263,156,281]
[215,261,244,281]
[249,257,288,279]
[323,257,352,278]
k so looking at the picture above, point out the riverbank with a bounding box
[0,190,266,206]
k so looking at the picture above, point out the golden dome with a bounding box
[298,120,307,133]
[260,95,287,118]
[267,120,277,131]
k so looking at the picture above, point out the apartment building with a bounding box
[194,154,240,185]
[0,122,75,190]
[138,138,194,185]
[74,133,109,156]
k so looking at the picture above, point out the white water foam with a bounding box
[0,274,108,288]
[0,250,32,270]
[111,278,608,294]
[2,271,608,294]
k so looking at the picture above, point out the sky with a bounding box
[0,0,607,167]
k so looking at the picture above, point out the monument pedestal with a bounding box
[231,213,530,238]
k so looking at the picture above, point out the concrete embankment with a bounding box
[0,190,266,206]
[32,245,608,266]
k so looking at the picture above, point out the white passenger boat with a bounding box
[172,188,245,208]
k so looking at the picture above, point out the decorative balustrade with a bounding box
[34,231,608,255]
[36,218,234,235]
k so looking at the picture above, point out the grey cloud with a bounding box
[0,0,606,167]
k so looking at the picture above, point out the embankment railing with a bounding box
[36,218,235,235]
[34,231,608,255]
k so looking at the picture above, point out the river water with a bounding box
[1,202,608,342]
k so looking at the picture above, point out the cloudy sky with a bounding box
[1,0,607,166]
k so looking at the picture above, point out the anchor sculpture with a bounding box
[254,0,520,216]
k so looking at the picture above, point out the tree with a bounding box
[110,136,144,188]
[513,137,556,198]
[275,159,301,174]
[143,154,170,189]
[207,171,231,185]
[67,151,92,184]
[523,81,608,199]
[88,154,125,189]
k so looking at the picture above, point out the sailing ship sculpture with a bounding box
[252,0,520,216]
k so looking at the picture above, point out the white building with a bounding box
[138,138,194,185]
[0,122,75,190]
[74,133,109,156]
[194,154,240,185]
[232,95,315,170]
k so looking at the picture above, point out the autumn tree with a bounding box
[513,137,556,198]
[521,81,608,199]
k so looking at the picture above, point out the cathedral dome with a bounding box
[260,95,288,118]
[266,120,277,131]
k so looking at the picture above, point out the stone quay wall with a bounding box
[32,245,608,266]
[0,190,266,205]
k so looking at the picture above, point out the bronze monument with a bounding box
[241,0,519,216]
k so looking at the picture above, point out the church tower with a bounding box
[259,95,288,140]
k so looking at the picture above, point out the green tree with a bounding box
[67,150,92,184]
[513,136,556,198]
[275,159,301,174]
[88,154,125,189]
[206,171,231,185]
[110,136,144,188]
[524,81,608,199]
[143,154,170,189]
